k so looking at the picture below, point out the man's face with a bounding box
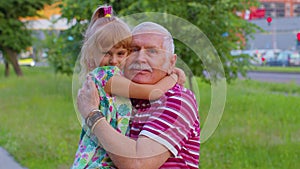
[124,33,176,84]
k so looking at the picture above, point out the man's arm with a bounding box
[77,76,171,168]
[93,120,171,169]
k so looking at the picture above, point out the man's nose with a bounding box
[135,49,147,62]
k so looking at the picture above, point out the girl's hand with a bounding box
[173,67,186,86]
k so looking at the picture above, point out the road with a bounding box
[0,147,27,169]
[241,71,300,85]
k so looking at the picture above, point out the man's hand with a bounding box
[77,75,100,118]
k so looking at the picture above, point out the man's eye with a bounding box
[147,48,157,54]
[131,47,139,52]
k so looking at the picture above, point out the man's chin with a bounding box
[131,75,152,84]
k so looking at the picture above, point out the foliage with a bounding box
[44,29,81,75]
[0,0,54,53]
[51,0,260,82]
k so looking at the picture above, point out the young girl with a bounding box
[72,6,180,169]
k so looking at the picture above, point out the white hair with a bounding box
[132,22,175,54]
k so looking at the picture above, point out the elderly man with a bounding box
[77,22,200,169]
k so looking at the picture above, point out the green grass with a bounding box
[201,79,300,169]
[0,66,79,169]
[0,65,300,169]
[252,66,300,73]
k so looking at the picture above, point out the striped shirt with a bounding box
[129,84,200,169]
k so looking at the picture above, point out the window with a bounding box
[262,2,285,18]
[294,4,300,16]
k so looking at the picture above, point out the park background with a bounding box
[1,0,300,169]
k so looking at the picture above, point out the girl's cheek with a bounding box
[99,58,109,66]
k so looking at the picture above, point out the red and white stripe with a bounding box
[129,84,200,169]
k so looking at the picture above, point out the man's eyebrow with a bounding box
[144,46,159,49]
[130,45,140,48]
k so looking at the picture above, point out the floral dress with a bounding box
[71,66,131,169]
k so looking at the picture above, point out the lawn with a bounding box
[200,79,300,169]
[0,65,299,169]
[0,66,79,169]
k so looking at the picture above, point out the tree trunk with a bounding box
[3,47,23,76]
[4,60,9,77]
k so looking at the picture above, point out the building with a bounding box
[259,0,300,17]
[240,0,300,20]
[21,2,71,30]
[245,0,300,50]
[247,17,300,50]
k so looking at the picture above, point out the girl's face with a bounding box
[99,46,128,67]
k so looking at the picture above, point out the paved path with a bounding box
[242,71,300,85]
[0,147,26,169]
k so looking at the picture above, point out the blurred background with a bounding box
[1,0,300,78]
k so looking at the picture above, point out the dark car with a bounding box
[266,50,300,66]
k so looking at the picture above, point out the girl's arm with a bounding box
[104,74,178,100]
[173,67,186,86]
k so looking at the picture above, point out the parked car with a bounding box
[288,51,300,66]
[266,50,300,66]
[261,49,280,63]
[18,57,36,67]
[250,49,281,66]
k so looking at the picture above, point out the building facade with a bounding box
[244,1,300,50]
[247,17,300,50]
[260,0,300,17]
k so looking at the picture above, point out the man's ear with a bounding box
[167,54,177,74]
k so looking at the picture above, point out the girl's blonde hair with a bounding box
[79,5,131,81]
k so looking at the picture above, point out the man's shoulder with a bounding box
[156,84,199,121]
[162,84,198,107]
[166,84,196,98]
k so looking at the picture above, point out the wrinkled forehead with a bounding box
[131,32,167,46]
[132,31,168,38]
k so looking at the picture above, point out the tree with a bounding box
[117,0,260,83]
[0,0,54,77]
[53,0,260,82]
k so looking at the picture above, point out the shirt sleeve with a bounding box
[139,88,199,157]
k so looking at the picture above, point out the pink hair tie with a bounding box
[104,6,112,17]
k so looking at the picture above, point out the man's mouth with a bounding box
[131,69,151,74]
